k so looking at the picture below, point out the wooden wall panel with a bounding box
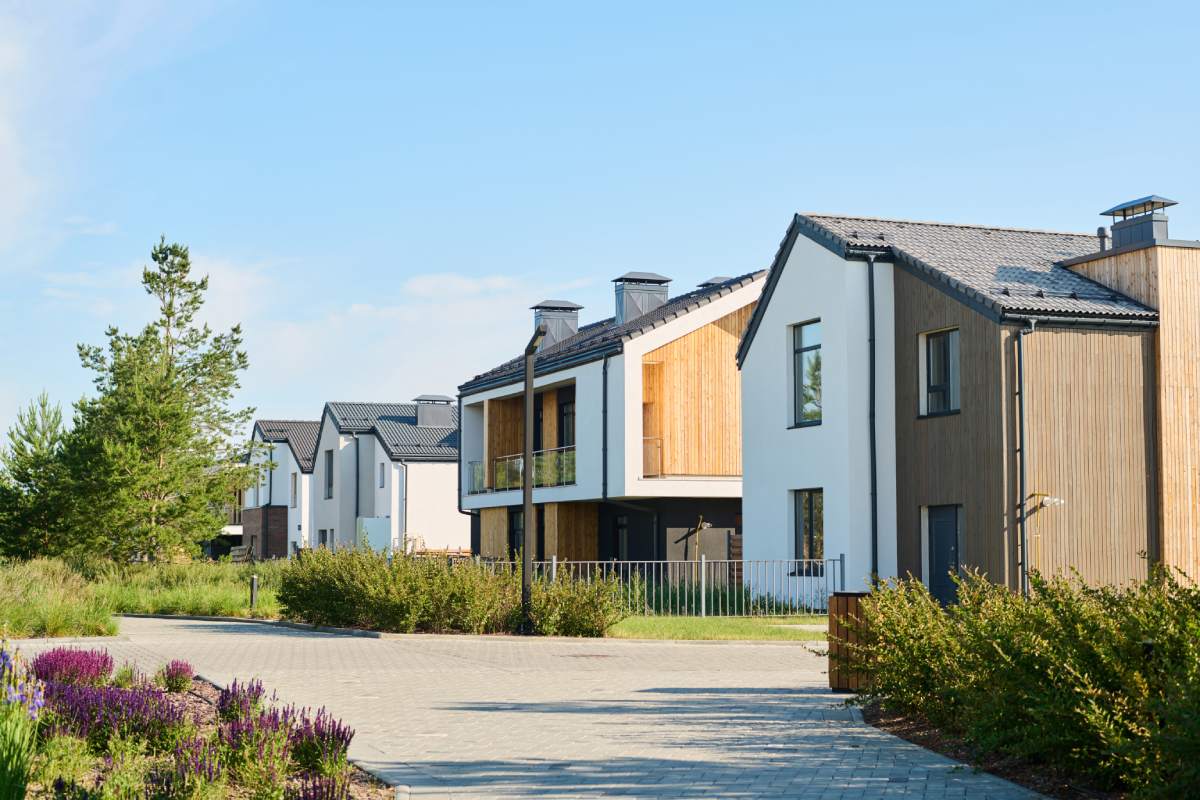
[641,304,754,477]
[549,502,599,561]
[1017,327,1157,585]
[893,269,1012,586]
[541,390,558,451]
[479,507,508,558]
[483,397,523,488]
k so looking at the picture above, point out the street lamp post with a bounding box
[522,323,547,634]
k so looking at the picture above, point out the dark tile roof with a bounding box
[738,213,1158,366]
[325,402,459,461]
[459,271,766,394]
[253,420,320,473]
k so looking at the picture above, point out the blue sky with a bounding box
[2,1,1198,434]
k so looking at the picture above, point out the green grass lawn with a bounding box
[607,614,826,641]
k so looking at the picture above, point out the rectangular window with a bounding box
[378,462,386,489]
[507,507,524,558]
[289,473,298,508]
[324,450,334,499]
[792,321,822,426]
[925,329,961,415]
[317,529,328,547]
[557,386,576,448]
[793,489,824,573]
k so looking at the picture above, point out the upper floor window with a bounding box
[558,386,576,448]
[922,329,960,416]
[792,321,822,426]
[289,473,298,508]
[324,449,334,499]
[378,462,386,489]
[793,488,824,567]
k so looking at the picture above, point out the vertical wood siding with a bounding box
[480,507,508,558]
[546,502,599,561]
[641,304,754,477]
[1014,327,1157,584]
[893,269,1010,586]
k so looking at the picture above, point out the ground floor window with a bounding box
[317,529,328,548]
[793,489,824,575]
[507,508,524,558]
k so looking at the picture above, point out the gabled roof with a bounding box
[324,402,459,461]
[460,271,766,395]
[737,213,1158,366]
[252,420,320,473]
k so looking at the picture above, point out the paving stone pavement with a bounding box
[18,617,1040,800]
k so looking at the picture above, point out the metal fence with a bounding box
[481,556,845,616]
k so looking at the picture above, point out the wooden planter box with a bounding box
[828,591,869,692]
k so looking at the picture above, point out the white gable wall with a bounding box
[740,234,897,590]
[405,461,470,551]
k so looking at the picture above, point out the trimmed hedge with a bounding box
[277,548,633,637]
[846,569,1200,797]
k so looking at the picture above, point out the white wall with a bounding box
[740,234,897,590]
[287,469,312,553]
[405,461,471,551]
[312,414,359,549]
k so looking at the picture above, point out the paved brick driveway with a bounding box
[19,617,1037,799]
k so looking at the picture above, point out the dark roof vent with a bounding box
[413,395,454,428]
[698,276,733,288]
[1101,195,1176,249]
[613,272,671,324]
[531,300,583,351]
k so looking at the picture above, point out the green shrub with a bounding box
[32,735,92,791]
[848,569,1200,797]
[278,549,632,636]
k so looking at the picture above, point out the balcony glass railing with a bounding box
[466,446,576,494]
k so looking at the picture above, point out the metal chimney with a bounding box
[613,272,671,325]
[1100,196,1177,249]
[413,395,454,427]
[531,300,583,351]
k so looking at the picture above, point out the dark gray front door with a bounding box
[928,505,959,604]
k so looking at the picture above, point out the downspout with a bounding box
[268,444,275,506]
[399,460,409,552]
[354,435,360,544]
[1015,319,1036,596]
[866,255,879,580]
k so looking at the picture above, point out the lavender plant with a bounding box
[32,647,113,686]
[155,661,194,694]
[1,640,46,800]
[289,707,354,778]
[219,705,295,800]
[286,773,350,800]
[145,734,224,799]
[43,681,188,753]
[216,678,268,721]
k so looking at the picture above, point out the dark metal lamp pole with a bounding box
[522,323,547,634]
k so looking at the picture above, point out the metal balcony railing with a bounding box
[466,446,577,494]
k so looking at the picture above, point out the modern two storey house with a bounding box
[738,196,1199,601]
[312,398,468,553]
[459,271,765,562]
[243,419,320,559]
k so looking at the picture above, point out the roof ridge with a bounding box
[802,212,1096,240]
[256,419,320,424]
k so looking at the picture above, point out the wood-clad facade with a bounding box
[641,304,755,477]
[1070,244,1200,580]
[894,266,1160,589]
[478,502,599,560]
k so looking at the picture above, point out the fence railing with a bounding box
[479,556,845,616]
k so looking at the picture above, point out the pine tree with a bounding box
[0,393,67,559]
[66,238,256,561]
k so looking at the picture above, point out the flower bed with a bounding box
[1,643,389,799]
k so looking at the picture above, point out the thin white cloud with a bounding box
[63,216,119,237]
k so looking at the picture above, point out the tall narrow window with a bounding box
[793,488,824,566]
[290,473,297,508]
[324,450,334,499]
[792,321,822,425]
[557,386,576,447]
[378,462,386,489]
[507,508,524,558]
[925,329,960,415]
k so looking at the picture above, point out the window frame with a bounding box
[792,488,824,576]
[323,449,334,499]
[378,462,386,489]
[289,472,298,508]
[790,320,822,428]
[557,386,576,448]
[921,328,961,418]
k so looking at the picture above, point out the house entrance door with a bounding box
[928,505,960,605]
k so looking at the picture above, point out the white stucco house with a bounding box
[243,420,320,559]
[312,399,469,553]
[459,271,765,561]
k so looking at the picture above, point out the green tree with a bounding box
[0,393,67,559]
[66,238,256,560]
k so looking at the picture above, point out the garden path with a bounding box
[19,616,1040,800]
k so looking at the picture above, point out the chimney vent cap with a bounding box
[530,299,584,311]
[1100,195,1178,219]
[413,394,453,404]
[613,271,671,284]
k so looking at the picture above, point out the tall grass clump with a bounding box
[846,568,1200,797]
[0,559,116,638]
[1,641,45,800]
[278,548,633,637]
[89,559,285,619]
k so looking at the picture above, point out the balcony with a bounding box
[467,446,576,494]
